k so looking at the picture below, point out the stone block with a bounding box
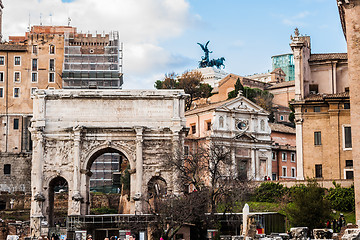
[341,228,360,240]
[289,227,308,240]
[313,228,333,239]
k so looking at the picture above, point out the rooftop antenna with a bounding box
[40,13,42,26]
[68,17,71,26]
[49,13,53,26]
[28,13,31,31]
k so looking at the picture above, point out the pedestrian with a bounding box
[264,176,267,181]
[326,220,330,228]
[267,176,271,181]
[332,219,337,232]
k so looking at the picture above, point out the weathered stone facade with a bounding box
[337,0,360,224]
[29,89,187,237]
[0,152,31,192]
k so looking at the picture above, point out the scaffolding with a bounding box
[62,31,123,89]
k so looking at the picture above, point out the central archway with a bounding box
[85,147,131,214]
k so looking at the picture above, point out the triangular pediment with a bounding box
[217,96,267,114]
[234,132,258,142]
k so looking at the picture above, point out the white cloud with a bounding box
[278,11,311,27]
[2,0,198,89]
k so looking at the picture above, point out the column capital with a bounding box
[134,126,144,135]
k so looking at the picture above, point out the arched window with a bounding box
[219,116,224,128]
[260,120,265,131]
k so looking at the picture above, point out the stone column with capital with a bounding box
[134,126,144,213]
[171,127,183,195]
[70,126,83,216]
[30,128,46,238]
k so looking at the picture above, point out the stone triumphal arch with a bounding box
[29,89,187,237]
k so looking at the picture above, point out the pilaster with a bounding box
[134,126,144,213]
[295,118,304,180]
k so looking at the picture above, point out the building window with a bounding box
[282,167,287,177]
[219,116,224,128]
[272,173,277,181]
[31,72,37,83]
[291,153,295,162]
[309,84,319,94]
[344,126,352,149]
[4,164,11,175]
[291,167,296,178]
[344,103,350,109]
[346,160,353,167]
[314,106,321,112]
[13,88,20,98]
[282,152,287,161]
[314,131,321,146]
[31,87,37,95]
[0,72,3,82]
[315,164,322,178]
[184,146,189,156]
[191,125,196,134]
[0,88,3,98]
[49,72,55,83]
[14,56,21,66]
[345,170,354,180]
[280,115,284,121]
[272,152,276,161]
[48,87,55,90]
[49,45,55,54]
[32,59,38,71]
[14,72,21,82]
[0,56,4,65]
[49,59,55,71]
[13,118,19,130]
[206,121,211,131]
[32,45,38,54]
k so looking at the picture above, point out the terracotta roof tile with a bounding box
[185,99,231,115]
[309,53,347,62]
[266,81,295,90]
[269,123,296,134]
[0,44,27,51]
[304,92,349,101]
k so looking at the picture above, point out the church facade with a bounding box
[185,96,272,181]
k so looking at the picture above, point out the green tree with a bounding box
[254,182,287,202]
[325,182,355,212]
[228,78,244,99]
[286,180,332,230]
[227,81,274,113]
[289,100,295,123]
[155,71,213,110]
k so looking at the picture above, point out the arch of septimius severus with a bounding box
[29,89,187,237]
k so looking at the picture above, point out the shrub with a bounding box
[286,180,331,230]
[325,182,354,212]
[254,182,287,202]
[90,207,117,215]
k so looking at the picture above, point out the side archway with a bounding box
[48,176,69,228]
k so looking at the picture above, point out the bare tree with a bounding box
[145,191,209,240]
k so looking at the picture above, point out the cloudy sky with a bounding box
[2,0,347,89]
